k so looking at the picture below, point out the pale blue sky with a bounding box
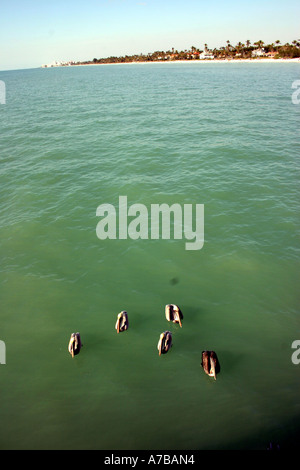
[1,0,299,70]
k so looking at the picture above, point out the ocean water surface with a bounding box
[0,62,299,449]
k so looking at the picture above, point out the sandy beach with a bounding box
[57,58,300,68]
[168,58,300,63]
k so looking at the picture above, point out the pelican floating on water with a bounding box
[201,350,220,380]
[115,311,129,333]
[68,332,82,358]
[157,331,172,356]
[165,304,183,327]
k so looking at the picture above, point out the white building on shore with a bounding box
[199,52,215,60]
[42,60,74,68]
[251,48,265,57]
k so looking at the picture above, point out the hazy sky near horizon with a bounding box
[1,0,299,70]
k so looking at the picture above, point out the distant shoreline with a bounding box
[41,39,300,68]
[42,58,300,68]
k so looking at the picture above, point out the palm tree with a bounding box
[226,40,232,56]
[219,46,226,57]
[254,40,264,50]
[235,42,244,56]
[269,43,275,52]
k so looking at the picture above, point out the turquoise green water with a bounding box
[0,62,299,450]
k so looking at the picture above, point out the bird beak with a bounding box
[71,342,74,358]
[210,358,216,380]
[158,334,163,355]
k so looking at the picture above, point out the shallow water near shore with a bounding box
[0,62,300,449]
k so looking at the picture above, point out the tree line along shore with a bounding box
[42,39,300,67]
